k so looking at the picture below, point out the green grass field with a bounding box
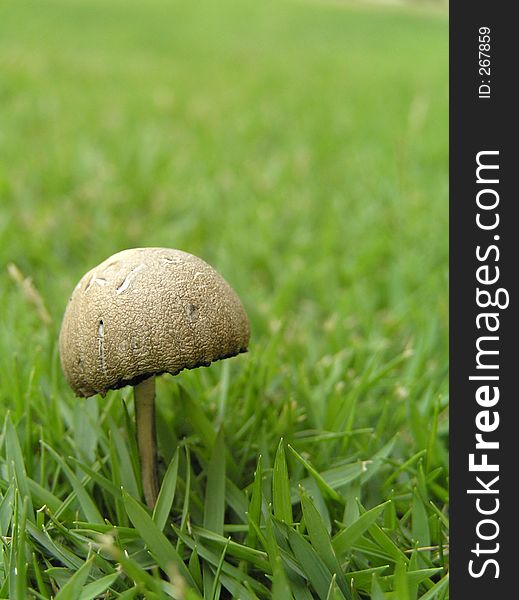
[0,0,448,597]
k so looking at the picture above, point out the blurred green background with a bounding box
[1,0,447,378]
[0,0,448,597]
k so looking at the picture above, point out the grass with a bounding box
[0,0,448,598]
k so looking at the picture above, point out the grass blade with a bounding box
[78,572,120,600]
[288,444,342,502]
[153,448,179,531]
[273,439,292,524]
[301,492,351,599]
[5,415,33,517]
[210,538,229,600]
[418,573,449,599]
[412,488,431,560]
[246,455,263,549]
[122,489,198,590]
[203,428,226,598]
[284,523,338,600]
[272,555,294,600]
[109,417,140,499]
[42,443,103,524]
[332,501,389,557]
[54,557,93,600]
[203,428,226,536]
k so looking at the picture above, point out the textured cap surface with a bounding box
[59,248,250,397]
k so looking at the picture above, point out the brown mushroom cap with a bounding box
[59,247,250,397]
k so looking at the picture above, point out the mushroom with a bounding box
[59,247,250,507]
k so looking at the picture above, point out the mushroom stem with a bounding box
[134,376,159,508]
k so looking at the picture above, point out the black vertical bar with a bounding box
[450,1,515,597]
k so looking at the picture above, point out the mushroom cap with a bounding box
[59,247,250,397]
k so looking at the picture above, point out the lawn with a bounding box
[0,0,448,598]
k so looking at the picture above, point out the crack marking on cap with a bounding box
[160,256,183,265]
[185,303,199,322]
[116,264,145,294]
[98,319,106,373]
[85,272,108,292]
